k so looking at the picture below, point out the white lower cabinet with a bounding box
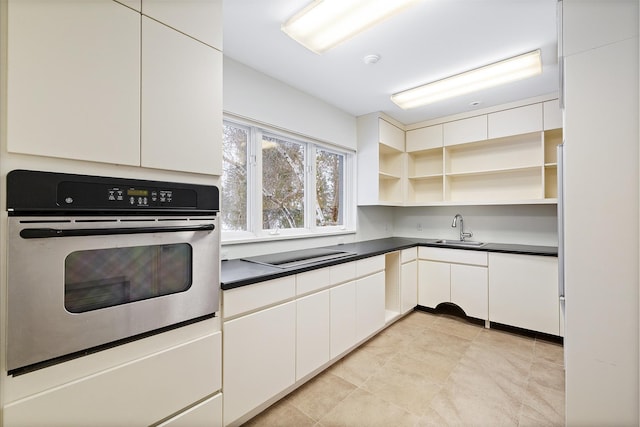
[223,301,296,426]
[296,290,331,380]
[221,255,388,424]
[418,260,451,308]
[417,247,488,320]
[158,393,222,427]
[3,331,222,427]
[488,253,559,335]
[330,281,357,359]
[355,271,386,342]
[451,264,488,320]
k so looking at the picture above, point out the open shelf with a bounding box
[445,165,541,178]
[445,132,543,175]
[407,176,443,203]
[379,143,404,178]
[378,175,403,204]
[544,128,563,164]
[445,167,543,202]
[407,147,443,178]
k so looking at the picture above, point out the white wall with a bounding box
[223,57,357,150]
[394,204,557,246]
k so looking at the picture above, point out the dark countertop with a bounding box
[221,237,557,290]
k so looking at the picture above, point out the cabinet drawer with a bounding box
[356,255,385,277]
[488,103,543,139]
[418,247,487,266]
[401,247,418,263]
[406,125,442,151]
[296,267,331,295]
[158,392,222,427]
[330,261,357,285]
[223,276,295,318]
[443,116,487,146]
[4,332,221,427]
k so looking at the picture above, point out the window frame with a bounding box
[221,115,356,244]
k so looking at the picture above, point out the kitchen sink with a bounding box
[434,239,486,247]
[242,248,356,269]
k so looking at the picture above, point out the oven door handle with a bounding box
[19,224,215,239]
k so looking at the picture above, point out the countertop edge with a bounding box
[221,238,557,290]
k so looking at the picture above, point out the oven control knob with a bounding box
[65,197,73,204]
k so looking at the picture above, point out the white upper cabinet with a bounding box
[357,113,404,205]
[443,115,488,146]
[7,0,141,166]
[379,118,405,152]
[142,0,222,49]
[141,17,222,175]
[543,99,562,130]
[487,103,543,139]
[7,0,222,176]
[406,125,443,152]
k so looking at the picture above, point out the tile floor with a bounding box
[242,309,565,427]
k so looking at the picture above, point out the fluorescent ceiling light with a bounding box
[282,0,421,54]
[391,50,543,109]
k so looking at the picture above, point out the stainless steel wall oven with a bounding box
[6,170,220,375]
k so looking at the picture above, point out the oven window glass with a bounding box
[64,244,192,313]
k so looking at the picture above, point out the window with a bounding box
[221,118,354,241]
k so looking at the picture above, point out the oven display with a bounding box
[127,189,148,197]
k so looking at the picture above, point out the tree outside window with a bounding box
[221,123,248,231]
[221,119,352,238]
[262,135,305,230]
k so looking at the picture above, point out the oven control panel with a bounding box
[57,182,197,209]
[7,169,219,214]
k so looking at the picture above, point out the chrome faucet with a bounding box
[452,214,473,241]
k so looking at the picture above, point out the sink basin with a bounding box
[242,248,356,269]
[434,239,486,247]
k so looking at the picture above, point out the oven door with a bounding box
[7,215,219,374]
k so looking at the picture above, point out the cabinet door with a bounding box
[141,17,222,175]
[543,99,562,130]
[418,260,450,308]
[443,116,487,146]
[450,264,488,320]
[142,0,222,49]
[488,253,559,335]
[488,104,543,139]
[355,271,386,342]
[7,0,140,166]
[400,260,418,314]
[296,290,330,380]
[330,281,357,359]
[223,302,296,425]
[406,125,443,152]
[379,119,405,151]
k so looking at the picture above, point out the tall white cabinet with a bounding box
[6,0,222,175]
[6,1,141,166]
[562,1,639,425]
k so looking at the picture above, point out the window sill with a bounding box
[221,228,356,246]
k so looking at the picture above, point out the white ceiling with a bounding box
[222,0,559,125]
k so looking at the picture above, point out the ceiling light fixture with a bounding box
[282,0,421,54]
[391,50,542,109]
